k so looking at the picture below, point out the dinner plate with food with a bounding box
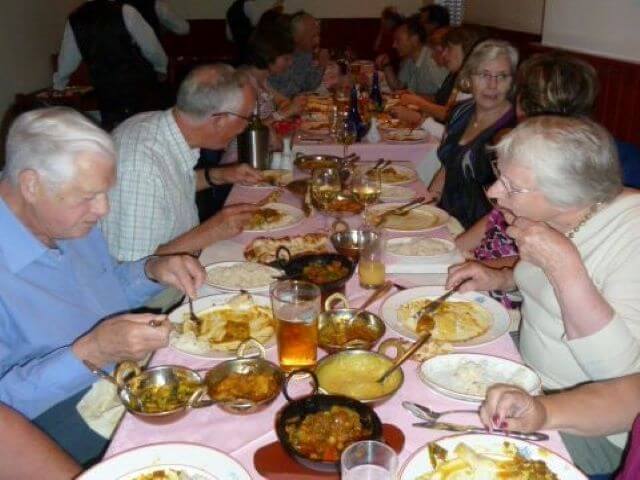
[380,286,510,347]
[400,433,586,480]
[367,203,449,232]
[382,128,430,144]
[204,261,282,293]
[367,165,417,185]
[244,233,332,264]
[299,120,330,135]
[379,184,417,202]
[418,353,542,403]
[78,442,251,480]
[386,237,457,262]
[168,293,276,359]
[244,203,304,233]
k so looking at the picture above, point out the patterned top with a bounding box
[101,109,200,261]
[398,47,448,97]
[268,51,324,98]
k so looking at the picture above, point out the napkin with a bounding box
[421,117,445,141]
[386,252,464,274]
[76,379,125,439]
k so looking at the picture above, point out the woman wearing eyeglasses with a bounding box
[447,115,640,476]
[427,39,518,229]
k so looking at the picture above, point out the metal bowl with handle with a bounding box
[275,370,383,473]
[317,292,385,353]
[329,220,380,261]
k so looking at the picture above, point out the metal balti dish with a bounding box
[276,251,355,296]
[330,224,380,261]
[204,339,284,414]
[317,292,385,353]
[294,154,341,172]
[276,370,383,472]
[314,192,363,217]
[315,346,405,405]
[115,362,207,424]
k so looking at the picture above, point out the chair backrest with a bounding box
[617,140,640,188]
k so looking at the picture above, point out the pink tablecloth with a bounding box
[106,159,570,478]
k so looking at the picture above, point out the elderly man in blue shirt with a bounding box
[0,107,205,464]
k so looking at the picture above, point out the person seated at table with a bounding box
[391,26,485,123]
[53,0,169,131]
[447,116,640,476]
[373,7,404,68]
[455,52,601,274]
[480,375,640,479]
[0,107,206,464]
[120,0,190,37]
[101,64,262,262]
[268,11,330,98]
[418,4,450,35]
[376,14,448,97]
[226,0,284,64]
[0,403,81,480]
[427,39,518,229]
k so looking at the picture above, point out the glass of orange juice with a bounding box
[358,229,385,289]
[270,280,321,372]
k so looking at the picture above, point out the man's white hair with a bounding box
[2,107,115,190]
[175,64,247,122]
[496,116,623,208]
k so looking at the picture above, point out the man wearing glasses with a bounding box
[101,64,262,262]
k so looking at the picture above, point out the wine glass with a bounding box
[351,166,381,223]
[310,167,341,213]
[335,115,357,159]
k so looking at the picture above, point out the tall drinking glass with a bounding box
[335,115,357,158]
[311,167,341,211]
[270,280,321,372]
[341,440,398,480]
[352,166,381,222]
[358,229,385,289]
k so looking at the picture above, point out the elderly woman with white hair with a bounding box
[427,39,519,228]
[0,107,205,464]
[447,115,640,474]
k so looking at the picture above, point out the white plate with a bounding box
[204,261,282,293]
[382,128,429,144]
[379,286,510,347]
[380,185,416,202]
[244,203,304,233]
[168,293,275,359]
[79,442,252,480]
[374,165,418,185]
[386,237,456,262]
[400,434,585,480]
[419,353,542,403]
[245,169,293,188]
[368,203,449,232]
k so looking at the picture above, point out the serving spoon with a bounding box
[83,360,143,410]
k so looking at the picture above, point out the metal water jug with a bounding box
[238,112,269,170]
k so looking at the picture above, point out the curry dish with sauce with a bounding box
[209,372,279,403]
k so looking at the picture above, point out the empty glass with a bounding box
[341,440,398,480]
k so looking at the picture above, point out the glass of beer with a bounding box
[270,280,321,371]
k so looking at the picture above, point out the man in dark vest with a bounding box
[53,0,169,130]
[119,0,190,37]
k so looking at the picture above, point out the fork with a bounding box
[187,297,202,332]
[402,401,478,421]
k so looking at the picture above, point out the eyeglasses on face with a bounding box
[490,158,534,196]
[472,71,512,84]
[210,111,251,122]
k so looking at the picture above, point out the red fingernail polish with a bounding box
[492,414,499,425]
[499,421,508,429]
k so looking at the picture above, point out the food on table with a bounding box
[172,294,275,354]
[368,166,413,184]
[244,233,332,264]
[387,238,454,257]
[285,406,373,462]
[206,262,280,290]
[305,96,334,113]
[384,130,427,142]
[316,353,402,401]
[377,113,412,130]
[301,260,350,285]
[132,470,209,480]
[300,120,330,133]
[247,207,285,230]
[380,185,415,202]
[285,179,309,196]
[379,337,452,362]
[208,371,279,403]
[296,158,339,171]
[416,441,559,479]
[258,170,293,187]
[370,207,442,231]
[128,374,201,414]
[398,299,491,342]
[318,319,379,347]
[444,360,535,398]
[322,196,363,215]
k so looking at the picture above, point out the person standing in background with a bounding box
[120,0,190,36]
[226,0,284,63]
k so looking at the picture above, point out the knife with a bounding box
[413,421,550,442]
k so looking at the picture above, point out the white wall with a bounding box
[542,0,640,62]
[464,0,545,34]
[168,0,423,19]
[0,0,82,122]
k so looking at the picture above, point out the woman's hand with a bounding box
[399,92,430,109]
[446,260,515,292]
[389,105,422,125]
[506,217,582,278]
[480,384,547,433]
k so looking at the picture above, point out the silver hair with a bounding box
[291,11,314,36]
[457,39,519,95]
[2,107,115,190]
[175,64,247,121]
[495,116,623,208]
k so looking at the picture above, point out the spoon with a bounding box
[83,360,143,410]
[353,281,393,318]
[402,401,478,421]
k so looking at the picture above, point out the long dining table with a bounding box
[105,145,570,478]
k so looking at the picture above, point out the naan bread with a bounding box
[244,233,331,264]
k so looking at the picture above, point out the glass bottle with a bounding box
[370,71,384,112]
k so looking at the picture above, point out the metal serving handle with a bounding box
[282,369,319,402]
[324,292,349,311]
[376,338,407,362]
[114,360,142,388]
[275,245,293,269]
[236,338,267,360]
